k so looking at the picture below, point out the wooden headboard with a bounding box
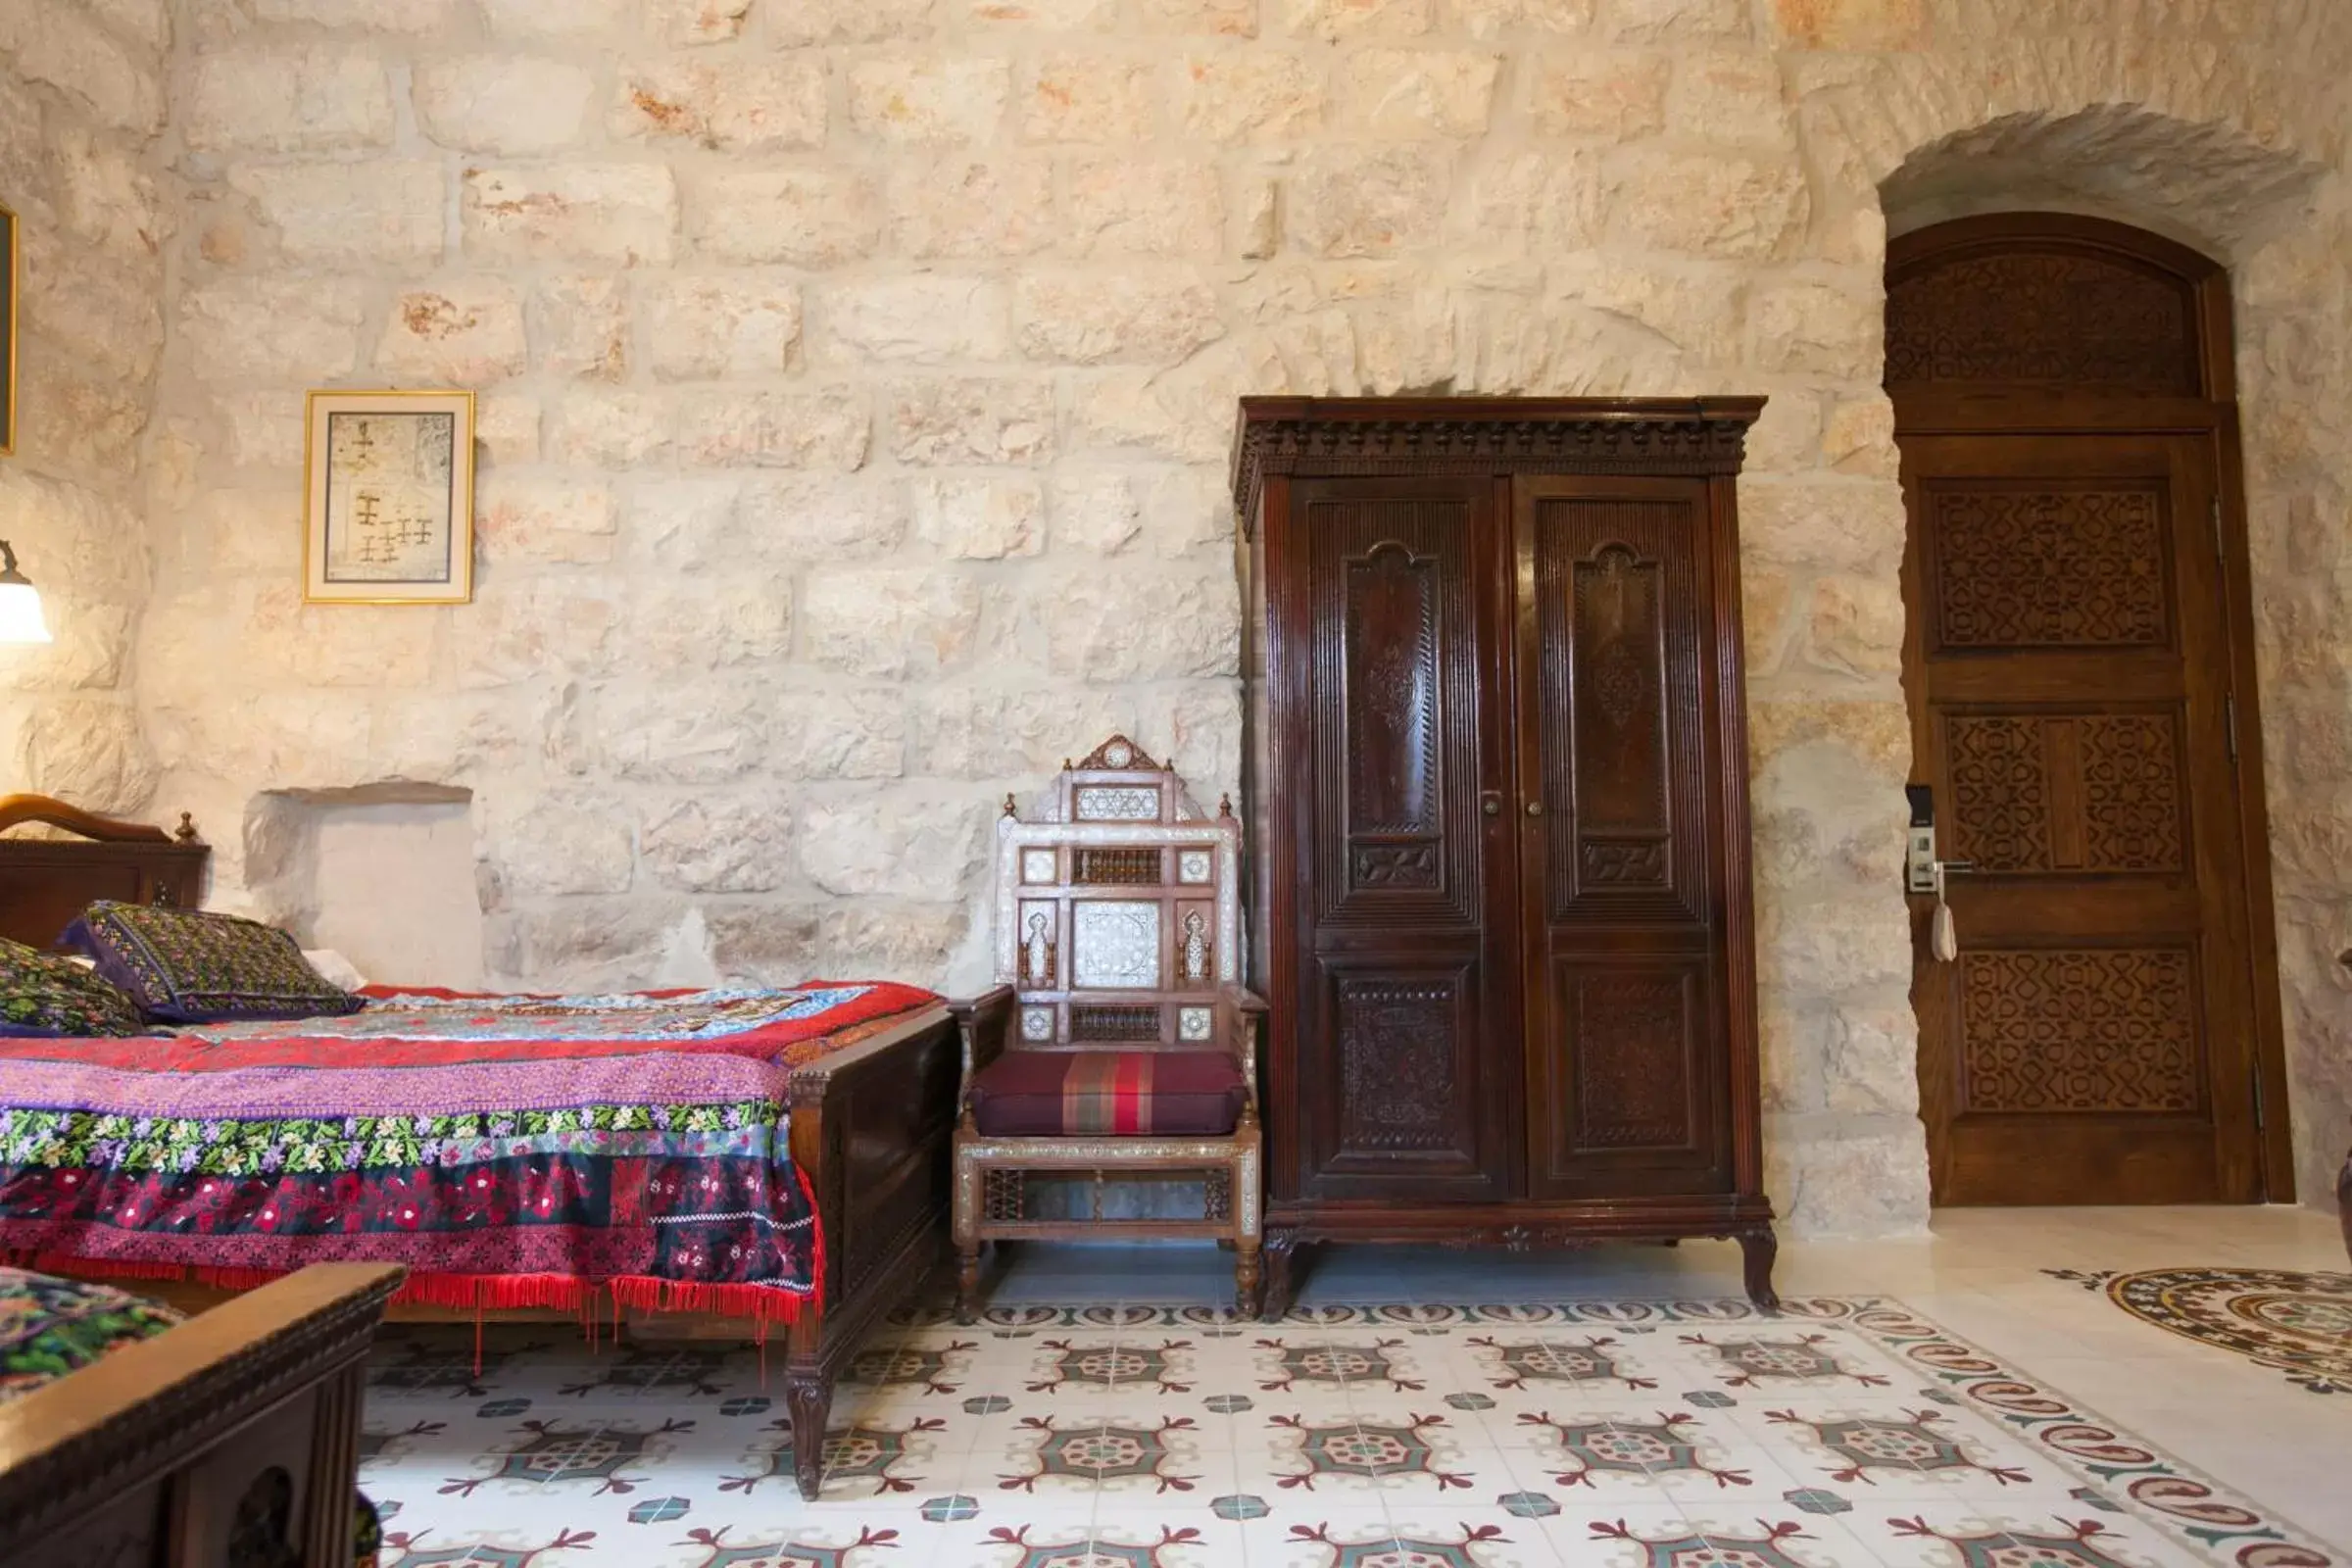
[0,795,211,950]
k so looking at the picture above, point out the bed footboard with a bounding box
[0,1262,403,1568]
[775,994,1008,1497]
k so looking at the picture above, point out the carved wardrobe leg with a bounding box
[1739,1228,1781,1312]
[786,1371,833,1500]
[1259,1230,1299,1322]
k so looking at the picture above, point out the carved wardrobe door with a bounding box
[1281,475,1519,1202]
[1515,476,1733,1199]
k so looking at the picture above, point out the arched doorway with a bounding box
[1888,213,2296,1205]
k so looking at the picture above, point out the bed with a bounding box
[0,793,1014,1499]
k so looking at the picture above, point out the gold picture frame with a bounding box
[303,389,474,604]
[0,200,17,456]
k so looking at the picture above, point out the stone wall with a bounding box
[105,0,2352,1232]
[0,0,170,810]
[2236,185,2352,1213]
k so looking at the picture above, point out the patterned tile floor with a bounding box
[361,1207,2351,1567]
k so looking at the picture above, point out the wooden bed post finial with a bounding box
[1002,793,1017,818]
[173,812,201,844]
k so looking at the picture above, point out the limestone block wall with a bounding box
[0,0,170,810]
[2236,190,2352,1213]
[116,0,2352,1232]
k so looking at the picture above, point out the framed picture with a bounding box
[0,200,16,456]
[303,389,475,604]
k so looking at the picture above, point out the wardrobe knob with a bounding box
[1525,802,1544,817]
[1482,799,1499,816]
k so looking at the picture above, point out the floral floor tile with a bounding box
[1227,1507,1396,1568]
[1524,1501,1740,1568]
[1085,1511,1250,1565]
[1293,1514,1539,1568]
[363,1298,2338,1568]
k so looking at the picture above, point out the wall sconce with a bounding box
[0,540,51,644]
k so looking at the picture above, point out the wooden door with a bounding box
[1280,475,1521,1202]
[1515,475,1735,1200]
[1889,214,2291,1206]
[1902,432,2263,1202]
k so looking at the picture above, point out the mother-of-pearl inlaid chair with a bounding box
[952,736,1264,1320]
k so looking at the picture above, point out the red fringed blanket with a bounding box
[0,981,940,1328]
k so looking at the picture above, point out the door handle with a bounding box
[1928,858,1972,963]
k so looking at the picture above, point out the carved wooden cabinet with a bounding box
[1232,397,1777,1312]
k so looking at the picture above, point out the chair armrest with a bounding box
[948,985,1016,1115]
[1216,985,1267,1110]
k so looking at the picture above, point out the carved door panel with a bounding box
[1286,476,1519,1201]
[1902,431,2263,1203]
[1514,477,1732,1198]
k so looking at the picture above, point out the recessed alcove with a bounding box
[245,784,485,989]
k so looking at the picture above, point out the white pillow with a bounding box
[302,949,368,990]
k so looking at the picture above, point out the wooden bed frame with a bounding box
[0,1263,402,1567]
[0,793,1015,1499]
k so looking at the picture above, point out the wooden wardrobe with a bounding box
[1231,397,1778,1313]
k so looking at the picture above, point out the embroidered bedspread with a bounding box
[0,981,941,1326]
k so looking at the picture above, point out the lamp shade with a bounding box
[0,541,51,645]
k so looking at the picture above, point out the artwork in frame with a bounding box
[303,389,475,604]
[0,200,15,456]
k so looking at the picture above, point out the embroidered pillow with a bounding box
[0,1267,183,1403]
[0,938,147,1038]
[61,902,363,1024]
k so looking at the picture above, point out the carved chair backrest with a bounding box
[994,736,1243,1057]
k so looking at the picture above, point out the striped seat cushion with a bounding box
[969,1050,1246,1137]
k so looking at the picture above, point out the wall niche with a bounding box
[246,784,484,990]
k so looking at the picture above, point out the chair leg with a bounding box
[956,1239,983,1326]
[952,1142,982,1325]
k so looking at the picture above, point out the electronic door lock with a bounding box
[1905,830,1940,893]
[1902,788,1973,896]
[1904,785,1936,894]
